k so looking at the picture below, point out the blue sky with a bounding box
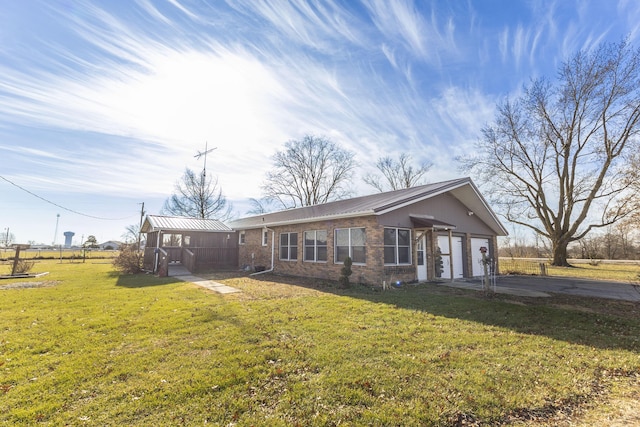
[1,0,638,245]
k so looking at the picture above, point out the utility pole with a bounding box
[194,142,217,178]
[53,214,60,246]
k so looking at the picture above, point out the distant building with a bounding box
[98,241,123,250]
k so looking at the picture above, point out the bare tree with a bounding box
[262,135,356,208]
[460,39,640,266]
[625,151,640,227]
[122,223,145,249]
[245,197,277,215]
[364,153,432,192]
[162,168,232,220]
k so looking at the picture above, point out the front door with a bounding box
[437,235,464,279]
[416,234,427,282]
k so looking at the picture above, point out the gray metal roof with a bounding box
[227,177,507,235]
[141,215,232,233]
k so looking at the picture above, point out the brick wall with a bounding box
[237,216,420,285]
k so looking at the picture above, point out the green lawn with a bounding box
[1,261,638,426]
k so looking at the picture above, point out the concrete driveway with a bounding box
[494,275,640,302]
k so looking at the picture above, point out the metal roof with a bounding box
[141,215,232,233]
[227,177,508,236]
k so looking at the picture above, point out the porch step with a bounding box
[168,265,192,277]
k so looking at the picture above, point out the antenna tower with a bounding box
[194,142,217,177]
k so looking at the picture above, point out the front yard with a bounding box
[0,261,638,426]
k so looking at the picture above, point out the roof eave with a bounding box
[229,210,375,230]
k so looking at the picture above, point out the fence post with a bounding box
[539,263,547,276]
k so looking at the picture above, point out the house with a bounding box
[227,177,507,286]
[98,240,123,250]
[141,215,238,275]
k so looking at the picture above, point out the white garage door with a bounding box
[470,238,490,277]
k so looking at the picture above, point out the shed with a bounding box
[141,215,237,275]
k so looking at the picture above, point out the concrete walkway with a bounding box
[168,264,240,294]
[439,275,640,302]
[437,279,551,298]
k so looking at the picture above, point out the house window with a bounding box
[279,232,298,261]
[239,231,245,245]
[183,235,191,246]
[384,228,411,265]
[304,230,327,262]
[262,230,268,246]
[335,228,366,264]
[162,233,182,247]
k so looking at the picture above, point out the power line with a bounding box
[0,174,136,221]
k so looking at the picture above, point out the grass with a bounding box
[0,261,639,426]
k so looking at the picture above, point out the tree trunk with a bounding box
[551,239,571,266]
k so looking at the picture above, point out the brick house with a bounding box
[227,177,508,286]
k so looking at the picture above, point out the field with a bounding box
[0,249,117,262]
[500,258,640,283]
[0,260,639,426]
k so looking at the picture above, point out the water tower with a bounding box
[63,231,75,248]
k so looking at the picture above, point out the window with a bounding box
[262,230,269,246]
[239,231,245,245]
[335,228,366,264]
[162,233,182,247]
[304,230,327,262]
[183,235,191,246]
[384,228,411,265]
[279,232,298,261]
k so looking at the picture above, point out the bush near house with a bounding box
[112,244,143,274]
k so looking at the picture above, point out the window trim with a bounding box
[279,232,298,261]
[303,230,328,263]
[239,231,245,245]
[383,227,412,265]
[334,227,366,265]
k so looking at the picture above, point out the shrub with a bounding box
[113,245,143,274]
[339,256,352,289]
[13,259,35,275]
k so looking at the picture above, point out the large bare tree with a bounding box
[162,168,232,220]
[262,135,356,208]
[364,153,432,192]
[461,39,640,266]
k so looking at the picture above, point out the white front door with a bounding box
[437,235,464,279]
[416,235,427,282]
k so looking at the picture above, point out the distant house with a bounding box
[141,215,237,275]
[227,177,508,285]
[98,241,123,250]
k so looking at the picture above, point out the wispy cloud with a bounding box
[1,0,638,229]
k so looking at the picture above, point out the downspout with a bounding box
[250,228,275,276]
[154,229,161,273]
[448,229,454,282]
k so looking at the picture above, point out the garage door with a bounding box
[470,238,490,277]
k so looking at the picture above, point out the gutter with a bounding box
[250,227,275,276]
[231,210,375,230]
